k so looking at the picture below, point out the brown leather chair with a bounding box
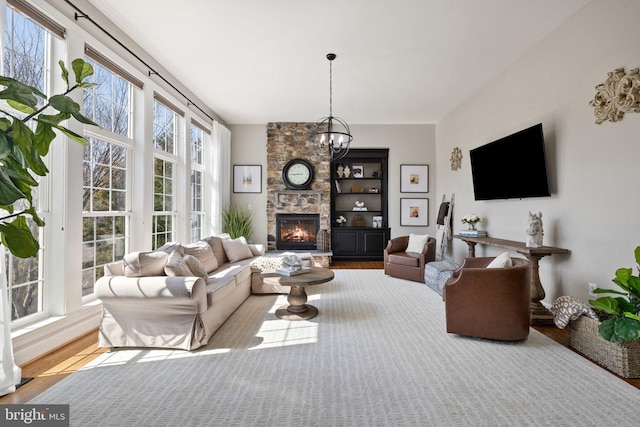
[384,236,436,283]
[443,256,531,341]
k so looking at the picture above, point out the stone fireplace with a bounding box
[266,123,331,265]
[276,213,319,250]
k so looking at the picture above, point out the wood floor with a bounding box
[2,260,639,404]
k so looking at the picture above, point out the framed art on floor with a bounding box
[233,165,262,193]
[400,198,429,226]
[400,164,429,193]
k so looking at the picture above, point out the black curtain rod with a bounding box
[63,0,215,122]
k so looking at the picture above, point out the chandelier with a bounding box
[311,53,352,161]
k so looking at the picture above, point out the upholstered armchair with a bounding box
[384,235,436,283]
[443,256,531,341]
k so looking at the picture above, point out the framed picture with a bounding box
[233,165,262,193]
[352,165,364,178]
[400,164,429,193]
[400,198,429,226]
[372,216,383,228]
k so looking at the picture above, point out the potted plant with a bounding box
[222,204,253,239]
[589,245,640,343]
[0,59,99,258]
[569,245,640,378]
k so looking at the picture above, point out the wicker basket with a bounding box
[569,316,640,378]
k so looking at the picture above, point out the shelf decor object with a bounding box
[400,198,429,226]
[310,53,352,160]
[233,165,262,193]
[589,67,640,124]
[400,164,429,193]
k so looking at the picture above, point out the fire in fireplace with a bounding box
[276,214,319,250]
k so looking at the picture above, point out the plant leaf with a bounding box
[36,112,71,126]
[72,58,94,83]
[59,60,69,86]
[9,118,34,148]
[615,297,637,314]
[593,288,627,295]
[0,167,26,206]
[6,99,35,114]
[0,217,39,258]
[24,205,45,227]
[0,117,11,131]
[71,111,100,127]
[0,132,12,160]
[589,296,620,314]
[635,246,640,266]
[53,125,88,145]
[598,316,640,343]
[33,121,56,156]
[15,142,48,176]
[49,94,80,113]
[0,82,38,110]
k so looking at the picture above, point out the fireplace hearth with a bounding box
[276,214,319,250]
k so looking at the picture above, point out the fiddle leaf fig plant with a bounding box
[0,59,99,259]
[589,246,640,343]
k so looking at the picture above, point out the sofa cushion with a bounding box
[183,241,219,273]
[123,251,169,277]
[156,241,184,256]
[164,251,193,277]
[487,252,513,268]
[406,233,430,253]
[184,254,208,280]
[221,236,253,263]
[388,252,420,267]
[203,235,229,265]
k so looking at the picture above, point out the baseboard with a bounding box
[12,304,102,366]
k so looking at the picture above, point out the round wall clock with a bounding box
[282,158,315,189]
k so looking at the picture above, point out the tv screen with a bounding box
[470,123,551,200]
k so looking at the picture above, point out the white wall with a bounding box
[230,124,436,245]
[436,0,640,304]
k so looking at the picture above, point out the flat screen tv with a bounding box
[470,123,551,200]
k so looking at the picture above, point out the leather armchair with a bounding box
[443,256,531,341]
[384,236,436,283]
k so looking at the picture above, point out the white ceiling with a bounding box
[88,0,590,125]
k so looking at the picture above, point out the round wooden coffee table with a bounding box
[260,267,334,320]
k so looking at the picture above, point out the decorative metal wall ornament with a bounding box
[450,147,462,171]
[589,68,640,124]
[311,53,352,160]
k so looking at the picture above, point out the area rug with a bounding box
[31,270,640,426]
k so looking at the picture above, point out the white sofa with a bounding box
[95,236,309,350]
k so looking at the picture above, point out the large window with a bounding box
[83,58,131,137]
[2,5,49,322]
[82,138,129,296]
[152,98,178,248]
[190,124,205,242]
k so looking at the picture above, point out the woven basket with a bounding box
[569,316,640,378]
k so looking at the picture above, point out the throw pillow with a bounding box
[156,241,184,256]
[406,234,430,254]
[203,235,229,265]
[486,252,513,268]
[123,251,169,277]
[221,236,253,263]
[184,254,209,281]
[183,241,219,273]
[164,251,193,277]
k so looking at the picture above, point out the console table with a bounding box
[454,235,570,326]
